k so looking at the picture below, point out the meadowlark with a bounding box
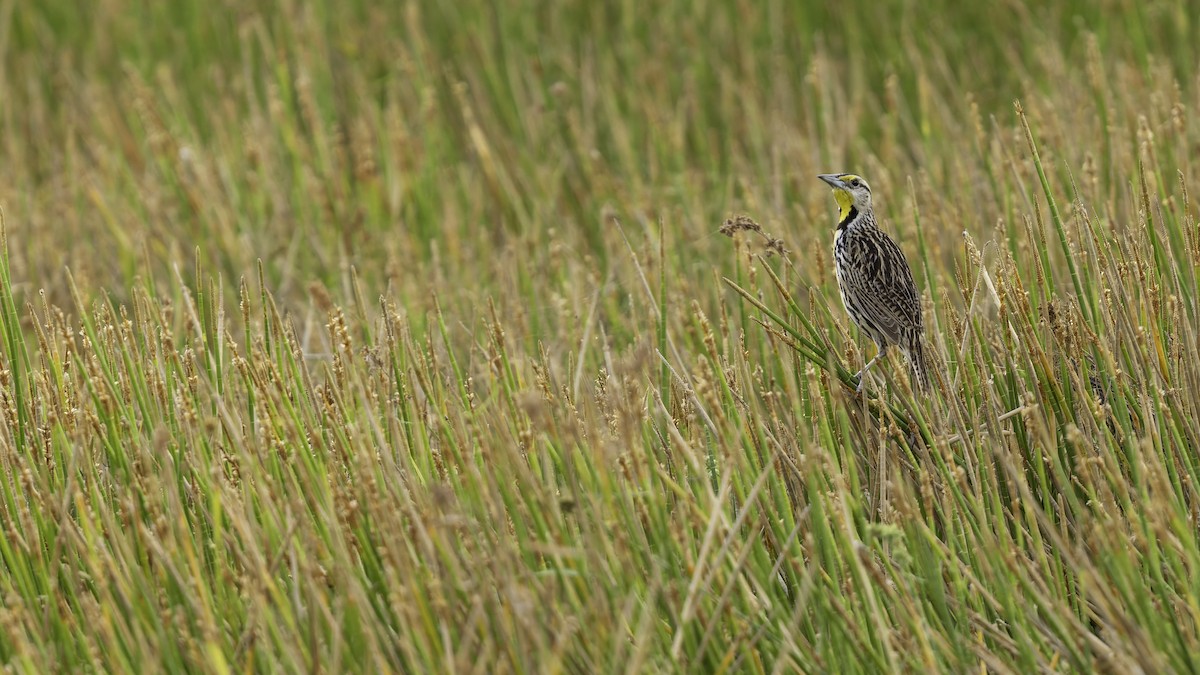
[818,173,929,392]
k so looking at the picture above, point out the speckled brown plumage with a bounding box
[820,173,929,391]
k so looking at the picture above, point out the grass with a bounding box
[2,0,1200,671]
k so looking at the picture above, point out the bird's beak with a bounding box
[818,174,847,190]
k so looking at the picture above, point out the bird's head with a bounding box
[818,173,872,222]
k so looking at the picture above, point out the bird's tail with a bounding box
[904,336,931,391]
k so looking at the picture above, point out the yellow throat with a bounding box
[833,188,854,222]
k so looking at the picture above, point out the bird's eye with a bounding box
[849,178,860,187]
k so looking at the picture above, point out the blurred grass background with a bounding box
[6,0,1196,315]
[1,0,1200,672]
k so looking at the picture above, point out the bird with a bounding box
[818,173,930,392]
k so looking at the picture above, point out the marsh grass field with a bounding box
[3,0,1200,672]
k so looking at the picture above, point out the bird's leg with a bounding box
[854,347,888,393]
